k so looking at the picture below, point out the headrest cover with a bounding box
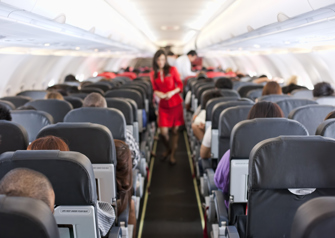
[0,150,97,205]
[291,89,313,99]
[0,100,15,110]
[246,89,263,101]
[276,98,317,117]
[124,98,138,121]
[258,94,291,102]
[64,107,126,141]
[205,97,239,119]
[37,123,116,164]
[219,105,253,137]
[231,118,308,158]
[105,89,144,109]
[238,85,263,97]
[0,196,60,238]
[0,96,32,108]
[249,136,335,189]
[316,119,335,138]
[17,90,47,100]
[315,96,335,106]
[106,98,133,125]
[0,121,28,154]
[63,96,83,109]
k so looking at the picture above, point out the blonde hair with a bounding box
[287,75,298,85]
[45,91,64,100]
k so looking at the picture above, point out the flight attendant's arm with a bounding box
[150,72,166,99]
[165,67,183,99]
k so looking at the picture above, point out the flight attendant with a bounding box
[150,49,184,165]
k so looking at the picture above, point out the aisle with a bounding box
[139,130,203,238]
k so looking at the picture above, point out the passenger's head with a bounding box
[45,91,64,100]
[153,49,170,78]
[27,136,69,151]
[0,104,11,121]
[287,75,298,85]
[215,77,233,89]
[262,81,282,96]
[64,74,77,82]
[247,101,284,119]
[313,82,334,97]
[167,51,174,56]
[114,139,133,214]
[187,50,197,62]
[80,81,92,88]
[83,92,107,108]
[0,168,55,212]
[325,111,335,120]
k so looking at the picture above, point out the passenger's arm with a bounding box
[200,144,211,159]
[129,200,137,238]
[165,67,183,99]
[154,90,167,99]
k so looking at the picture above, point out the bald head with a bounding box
[0,168,55,212]
[83,92,107,108]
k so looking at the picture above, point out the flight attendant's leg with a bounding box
[160,127,171,160]
[169,126,179,165]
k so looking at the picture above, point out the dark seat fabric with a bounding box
[196,85,215,101]
[84,83,112,92]
[218,105,253,159]
[247,136,335,238]
[233,81,255,91]
[106,98,133,125]
[201,89,240,109]
[289,104,335,135]
[37,123,116,165]
[11,110,54,142]
[276,98,317,117]
[291,197,335,238]
[68,93,88,100]
[25,99,73,123]
[79,87,104,95]
[205,97,241,120]
[17,90,47,100]
[212,100,254,129]
[316,118,335,138]
[125,98,138,122]
[63,96,83,109]
[291,89,313,99]
[122,84,148,99]
[237,85,263,98]
[0,96,32,108]
[246,89,263,101]
[0,121,28,154]
[64,107,126,141]
[0,195,60,238]
[105,89,144,109]
[0,100,15,110]
[258,94,291,102]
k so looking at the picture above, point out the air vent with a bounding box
[277,13,290,22]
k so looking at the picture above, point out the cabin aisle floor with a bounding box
[140,130,203,238]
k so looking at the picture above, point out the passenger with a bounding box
[83,93,141,168]
[64,74,77,82]
[175,50,198,80]
[214,102,284,208]
[27,135,69,151]
[313,82,334,97]
[215,77,233,90]
[252,74,270,84]
[324,111,335,120]
[0,168,55,211]
[262,81,282,96]
[0,104,12,121]
[45,91,64,100]
[167,51,177,66]
[114,139,136,238]
[281,75,307,94]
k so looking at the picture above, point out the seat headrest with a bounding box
[201,89,240,109]
[17,90,47,100]
[0,195,60,238]
[289,104,335,135]
[80,87,104,95]
[0,100,15,110]
[246,89,263,101]
[106,98,133,125]
[258,94,291,102]
[64,107,126,141]
[219,105,253,137]
[0,150,97,205]
[121,84,148,99]
[316,118,335,138]
[105,89,144,109]
[249,136,335,189]
[231,118,308,158]
[85,83,112,92]
[0,96,32,108]
[63,96,83,109]
[124,98,138,121]
[205,97,239,117]
[211,100,254,129]
[0,121,28,154]
[11,110,54,142]
[37,123,116,164]
[68,93,88,100]
[291,89,313,99]
[276,98,317,117]
[237,85,264,97]
[315,96,335,106]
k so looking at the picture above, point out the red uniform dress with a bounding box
[150,67,184,127]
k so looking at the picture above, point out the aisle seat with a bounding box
[0,96,32,108]
[276,98,317,117]
[0,120,28,154]
[17,90,47,100]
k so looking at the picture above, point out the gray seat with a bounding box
[315,96,335,106]
[84,82,112,92]
[0,120,28,154]
[68,93,88,100]
[64,107,126,141]
[316,118,335,138]
[11,110,54,142]
[247,136,335,238]
[246,89,263,101]
[201,89,240,109]
[0,195,60,238]
[258,94,291,102]
[25,99,73,123]
[276,98,317,117]
[291,197,335,238]
[289,104,335,135]
[0,96,32,108]
[0,100,15,110]
[80,87,104,95]
[17,90,47,100]
[63,96,83,109]
[291,89,314,99]
[237,84,263,98]
[233,81,254,91]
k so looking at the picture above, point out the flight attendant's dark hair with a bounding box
[153,49,170,79]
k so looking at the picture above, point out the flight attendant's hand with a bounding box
[165,90,175,100]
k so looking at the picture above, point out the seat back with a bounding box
[64,107,127,141]
[201,89,240,110]
[63,96,83,108]
[37,123,117,204]
[291,197,335,238]
[316,118,335,138]
[17,90,47,100]
[258,94,291,102]
[11,110,54,142]
[0,100,15,110]
[80,87,104,95]
[0,96,32,108]
[230,119,308,203]
[0,150,99,237]
[68,93,88,100]
[246,89,263,101]
[237,84,263,97]
[84,83,112,92]
[247,136,335,238]
[25,99,73,123]
[0,121,28,154]
[0,195,60,238]
[289,104,335,135]
[120,85,147,112]
[291,89,314,99]
[276,98,317,117]
[315,96,335,106]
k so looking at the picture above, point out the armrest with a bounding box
[205,168,218,193]
[117,204,129,227]
[226,226,240,238]
[108,226,122,238]
[213,190,229,225]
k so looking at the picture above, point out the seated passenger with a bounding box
[83,93,141,168]
[214,101,284,208]
[0,104,12,121]
[281,75,307,94]
[27,135,69,151]
[313,82,334,97]
[45,91,64,100]
[114,139,136,238]
[262,81,282,96]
